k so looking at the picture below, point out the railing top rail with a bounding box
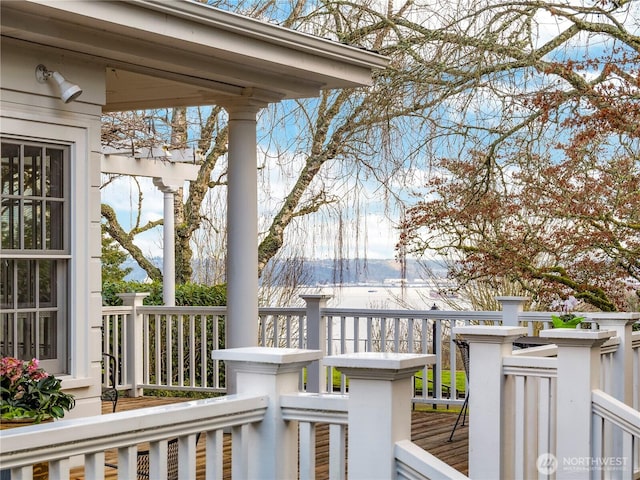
[137,305,227,314]
[280,392,349,412]
[395,439,469,480]
[503,355,558,371]
[511,344,558,357]
[592,389,640,437]
[136,306,308,315]
[102,305,134,314]
[259,307,307,315]
[321,308,504,320]
[0,394,268,466]
[280,393,349,424]
[601,336,621,355]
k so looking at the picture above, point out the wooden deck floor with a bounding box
[68,396,468,479]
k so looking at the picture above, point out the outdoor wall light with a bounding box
[35,64,83,103]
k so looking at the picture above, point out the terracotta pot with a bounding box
[1,418,51,480]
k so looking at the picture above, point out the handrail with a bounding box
[592,389,640,437]
[395,439,469,480]
[324,307,503,320]
[280,392,349,424]
[137,305,227,314]
[502,355,557,375]
[511,344,558,357]
[0,394,268,468]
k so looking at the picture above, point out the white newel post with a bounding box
[539,329,615,479]
[324,352,435,480]
[592,313,639,480]
[454,325,528,479]
[496,296,529,327]
[212,347,322,480]
[302,294,332,393]
[117,292,149,397]
[592,313,639,406]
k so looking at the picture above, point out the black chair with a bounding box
[106,434,200,480]
[136,438,180,480]
[448,338,470,442]
[101,353,119,413]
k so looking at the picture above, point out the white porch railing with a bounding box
[7,309,640,479]
[100,296,523,401]
[1,348,471,480]
[456,317,640,480]
[0,393,268,479]
[103,295,639,411]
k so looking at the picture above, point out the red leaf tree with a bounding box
[401,49,640,311]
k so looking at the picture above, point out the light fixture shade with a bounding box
[35,64,83,103]
[51,71,83,103]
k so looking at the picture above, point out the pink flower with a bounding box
[26,358,40,373]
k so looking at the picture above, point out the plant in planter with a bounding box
[550,296,585,329]
[0,357,75,424]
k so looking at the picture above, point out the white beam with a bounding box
[101,154,200,180]
[101,153,199,307]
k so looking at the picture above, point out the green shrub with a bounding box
[102,281,226,307]
[102,281,227,391]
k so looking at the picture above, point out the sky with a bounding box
[100,170,403,261]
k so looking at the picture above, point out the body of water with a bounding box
[296,283,469,311]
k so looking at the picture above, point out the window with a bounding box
[1,140,68,374]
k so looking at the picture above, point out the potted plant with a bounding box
[550,296,585,329]
[0,356,75,424]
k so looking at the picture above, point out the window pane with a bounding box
[46,148,64,198]
[17,312,36,360]
[1,198,19,249]
[39,313,56,360]
[46,201,63,249]
[16,260,35,308]
[0,259,13,309]
[1,142,20,196]
[39,260,56,307]
[0,313,14,357]
[23,200,44,249]
[23,145,42,197]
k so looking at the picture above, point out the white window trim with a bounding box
[1,114,90,379]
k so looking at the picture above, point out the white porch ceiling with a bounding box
[0,0,388,111]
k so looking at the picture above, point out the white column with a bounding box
[225,103,263,351]
[539,328,615,479]
[152,178,180,307]
[212,347,322,480]
[324,352,435,480]
[454,325,528,479]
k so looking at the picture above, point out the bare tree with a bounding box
[101,0,639,311]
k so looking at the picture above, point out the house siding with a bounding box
[0,40,105,419]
